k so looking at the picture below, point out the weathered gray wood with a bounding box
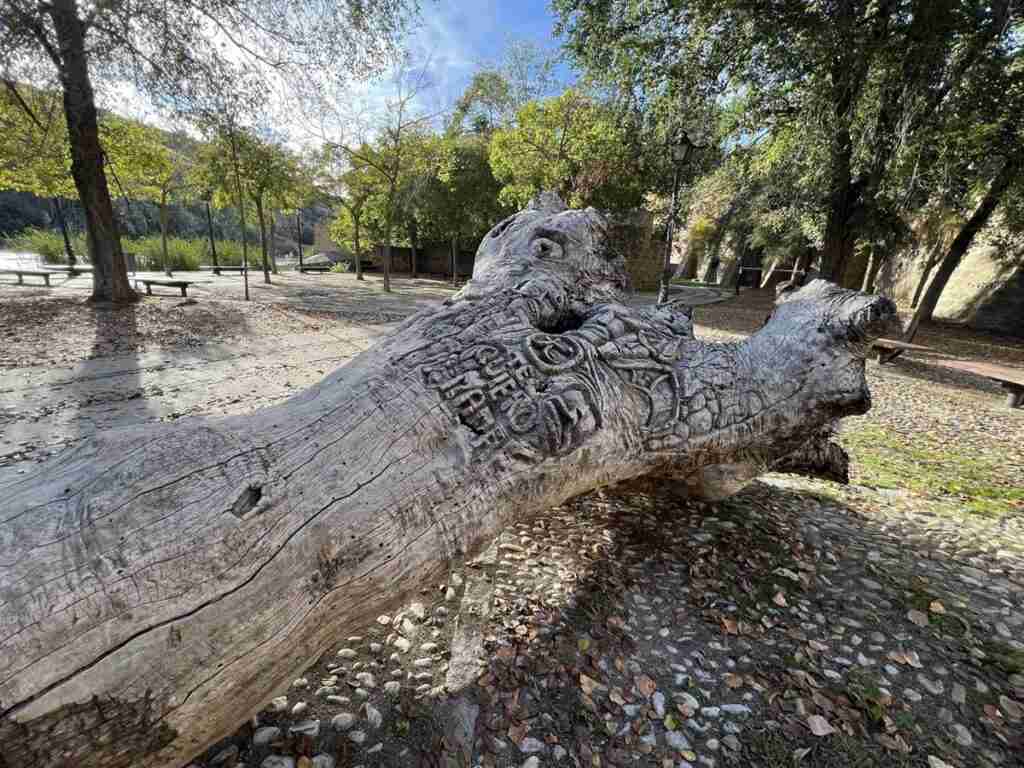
[0,194,897,768]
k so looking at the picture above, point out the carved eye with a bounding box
[531,237,563,260]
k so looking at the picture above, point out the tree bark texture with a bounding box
[48,0,135,303]
[0,195,897,768]
[205,201,219,269]
[159,192,170,276]
[255,197,270,284]
[269,211,278,275]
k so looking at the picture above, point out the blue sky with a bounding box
[407,0,572,108]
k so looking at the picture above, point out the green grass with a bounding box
[3,228,253,272]
[842,424,1024,517]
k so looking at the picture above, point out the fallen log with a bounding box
[0,194,897,767]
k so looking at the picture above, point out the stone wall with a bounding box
[875,216,1024,337]
[609,210,664,292]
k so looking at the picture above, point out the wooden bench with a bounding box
[42,265,94,275]
[937,359,1024,409]
[298,264,332,273]
[200,265,249,275]
[0,269,52,286]
[135,278,193,297]
[870,337,933,363]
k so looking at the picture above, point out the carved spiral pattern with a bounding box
[523,333,587,373]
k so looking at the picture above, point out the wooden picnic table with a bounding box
[936,359,1024,409]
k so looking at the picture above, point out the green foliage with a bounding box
[489,89,651,212]
[2,228,86,262]
[2,228,249,271]
[555,0,1024,284]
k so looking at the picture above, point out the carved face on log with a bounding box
[461,193,629,309]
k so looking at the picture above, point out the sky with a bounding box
[96,0,574,144]
[406,0,570,106]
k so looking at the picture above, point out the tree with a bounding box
[320,144,378,280]
[489,88,651,212]
[112,120,193,275]
[1,0,416,301]
[0,196,897,768]
[897,38,1024,342]
[0,81,78,264]
[325,62,437,292]
[554,0,1020,285]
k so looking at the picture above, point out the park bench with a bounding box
[937,359,1024,408]
[42,264,94,276]
[870,337,933,363]
[200,265,249,275]
[135,278,194,297]
[0,269,53,286]
[298,264,332,273]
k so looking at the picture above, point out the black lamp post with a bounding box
[657,130,698,305]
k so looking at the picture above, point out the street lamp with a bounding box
[657,129,701,305]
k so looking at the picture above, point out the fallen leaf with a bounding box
[773,591,788,607]
[1000,695,1023,721]
[578,638,590,652]
[507,722,527,744]
[929,600,946,614]
[664,713,678,731]
[927,757,954,768]
[808,639,829,652]
[806,715,835,736]
[792,747,812,762]
[878,733,911,753]
[907,609,929,627]
[636,674,657,698]
[721,617,738,635]
[724,673,743,689]
[580,674,605,696]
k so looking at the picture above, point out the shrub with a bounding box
[330,261,351,273]
[2,228,87,263]
[2,229,255,270]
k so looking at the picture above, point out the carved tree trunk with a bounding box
[0,196,896,768]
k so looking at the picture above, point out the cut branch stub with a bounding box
[0,195,897,767]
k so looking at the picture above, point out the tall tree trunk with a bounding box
[903,157,1018,343]
[861,247,882,293]
[255,195,270,284]
[909,239,944,309]
[48,0,135,303]
[353,210,363,281]
[0,198,897,768]
[821,127,858,285]
[383,216,392,292]
[205,200,219,269]
[295,209,303,270]
[52,196,76,268]
[269,210,278,274]
[228,132,249,301]
[160,191,171,276]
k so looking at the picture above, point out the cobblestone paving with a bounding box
[2,279,1020,768]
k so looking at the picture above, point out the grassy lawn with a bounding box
[841,423,1024,518]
